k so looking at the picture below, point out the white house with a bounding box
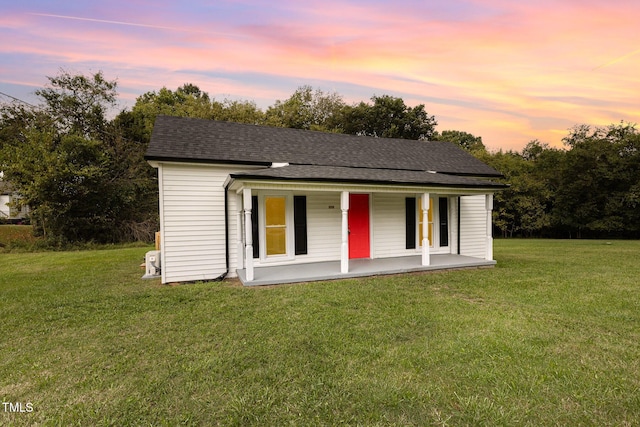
[145,116,506,286]
[0,179,29,223]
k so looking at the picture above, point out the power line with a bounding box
[0,91,37,108]
[0,90,146,146]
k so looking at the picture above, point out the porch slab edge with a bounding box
[236,258,496,286]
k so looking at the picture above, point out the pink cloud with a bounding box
[2,1,639,151]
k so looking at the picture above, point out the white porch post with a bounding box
[236,193,244,270]
[243,188,254,282]
[485,194,494,261]
[421,193,430,266]
[340,191,349,274]
[450,196,459,255]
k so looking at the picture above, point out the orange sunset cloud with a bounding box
[1,0,638,151]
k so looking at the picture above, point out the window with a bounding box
[407,196,449,249]
[250,194,307,259]
[265,196,287,256]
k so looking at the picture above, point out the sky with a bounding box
[1,0,639,151]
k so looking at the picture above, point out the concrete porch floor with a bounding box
[236,254,496,286]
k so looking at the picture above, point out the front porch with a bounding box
[236,254,496,286]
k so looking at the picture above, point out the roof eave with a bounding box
[228,173,508,190]
[143,155,272,167]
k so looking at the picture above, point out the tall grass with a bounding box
[0,225,150,253]
[0,225,40,251]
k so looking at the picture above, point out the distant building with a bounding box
[0,179,29,223]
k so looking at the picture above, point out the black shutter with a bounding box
[406,197,416,249]
[294,196,308,255]
[251,196,259,258]
[439,197,449,247]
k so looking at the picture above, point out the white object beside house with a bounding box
[145,116,506,285]
[142,250,162,279]
[0,179,29,222]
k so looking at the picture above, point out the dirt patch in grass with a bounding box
[0,225,39,250]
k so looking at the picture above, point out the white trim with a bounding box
[433,197,451,255]
[243,188,254,282]
[368,193,374,259]
[257,191,295,262]
[485,194,494,261]
[157,164,167,284]
[236,193,244,271]
[340,191,349,273]
[421,192,430,266]
[150,159,265,170]
[231,179,497,195]
[449,196,459,256]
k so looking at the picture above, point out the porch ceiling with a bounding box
[236,255,495,286]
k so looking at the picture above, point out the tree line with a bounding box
[1,69,638,244]
[482,124,640,239]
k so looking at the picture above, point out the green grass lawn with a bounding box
[1,240,639,426]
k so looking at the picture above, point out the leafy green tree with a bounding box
[0,103,40,152]
[1,70,158,243]
[554,122,640,237]
[2,114,111,241]
[341,95,437,140]
[127,84,218,142]
[105,120,160,241]
[214,99,264,125]
[435,130,486,153]
[481,140,563,237]
[265,85,344,132]
[124,84,265,143]
[484,123,640,239]
[35,69,117,138]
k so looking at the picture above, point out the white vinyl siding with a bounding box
[159,163,253,283]
[372,193,412,258]
[459,195,487,258]
[0,195,10,219]
[304,192,342,262]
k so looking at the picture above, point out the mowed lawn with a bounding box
[1,240,639,426]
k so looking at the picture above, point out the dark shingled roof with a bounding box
[230,165,506,189]
[146,116,503,179]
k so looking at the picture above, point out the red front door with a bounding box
[349,194,370,259]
